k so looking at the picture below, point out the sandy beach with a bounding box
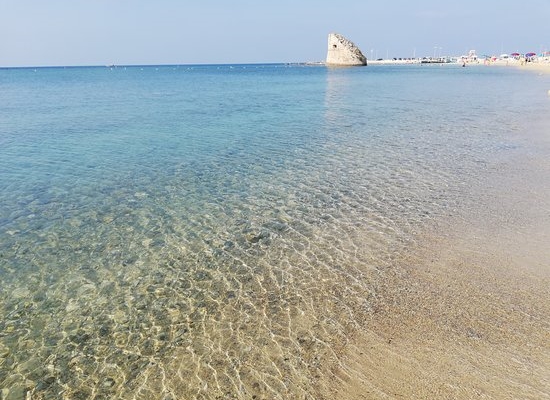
[519,61,550,75]
[321,84,550,398]
[487,57,550,75]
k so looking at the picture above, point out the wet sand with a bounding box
[324,121,550,398]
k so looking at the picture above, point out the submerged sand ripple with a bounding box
[329,132,550,399]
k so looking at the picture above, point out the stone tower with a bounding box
[326,33,367,66]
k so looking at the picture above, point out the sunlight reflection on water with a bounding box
[1,64,549,399]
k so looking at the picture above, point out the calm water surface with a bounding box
[1,63,549,399]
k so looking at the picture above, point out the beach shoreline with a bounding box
[366,58,550,75]
[517,61,550,75]
[321,81,550,399]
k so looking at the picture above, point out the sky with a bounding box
[1,0,549,67]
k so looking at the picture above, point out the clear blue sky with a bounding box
[1,0,549,66]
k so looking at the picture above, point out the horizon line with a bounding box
[0,61,325,70]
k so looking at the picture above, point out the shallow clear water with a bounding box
[1,63,549,399]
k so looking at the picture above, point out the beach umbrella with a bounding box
[510,52,520,56]
[526,52,537,57]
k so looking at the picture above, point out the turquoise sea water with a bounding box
[1,63,549,399]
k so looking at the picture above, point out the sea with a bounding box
[1,63,549,399]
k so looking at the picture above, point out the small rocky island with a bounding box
[326,33,367,66]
